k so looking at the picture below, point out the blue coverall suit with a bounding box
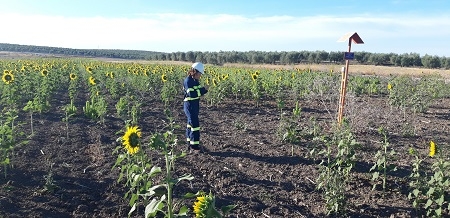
[183,76,208,150]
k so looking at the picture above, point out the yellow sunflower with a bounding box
[122,126,141,155]
[387,83,392,90]
[2,71,14,84]
[86,66,93,73]
[89,76,96,85]
[41,69,49,77]
[69,73,77,80]
[251,73,258,81]
[193,194,208,217]
[221,74,229,80]
[161,74,167,83]
[193,192,222,218]
[429,141,436,157]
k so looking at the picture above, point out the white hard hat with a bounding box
[191,62,204,74]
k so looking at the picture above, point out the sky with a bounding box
[0,0,449,56]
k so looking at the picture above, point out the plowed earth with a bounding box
[1,81,449,218]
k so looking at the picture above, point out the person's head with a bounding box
[189,62,204,79]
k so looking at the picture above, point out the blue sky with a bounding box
[0,0,449,56]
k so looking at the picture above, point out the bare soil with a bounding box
[1,81,449,218]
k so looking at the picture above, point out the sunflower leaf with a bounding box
[149,166,162,177]
[145,197,165,218]
[177,206,189,216]
[173,174,194,184]
[183,192,198,198]
[128,203,136,217]
[221,204,236,215]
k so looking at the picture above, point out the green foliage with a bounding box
[42,162,58,194]
[83,95,107,123]
[276,101,302,145]
[144,131,194,218]
[408,144,450,217]
[348,76,383,96]
[370,127,397,194]
[232,115,248,131]
[160,79,179,107]
[316,123,359,215]
[388,75,445,113]
[0,108,27,178]
[113,128,159,217]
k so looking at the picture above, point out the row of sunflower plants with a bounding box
[113,121,234,217]
[408,141,450,217]
[281,109,449,216]
[388,74,448,115]
[2,58,450,217]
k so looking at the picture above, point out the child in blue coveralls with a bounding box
[183,62,208,153]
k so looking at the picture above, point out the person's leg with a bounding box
[189,114,200,150]
[183,102,192,148]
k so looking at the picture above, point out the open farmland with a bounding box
[1,58,450,217]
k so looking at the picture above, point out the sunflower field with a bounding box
[1,58,450,217]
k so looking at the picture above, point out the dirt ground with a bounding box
[0,79,449,218]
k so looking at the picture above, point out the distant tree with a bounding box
[390,54,401,66]
[250,52,264,64]
[400,53,414,67]
[442,57,450,69]
[422,55,441,68]
[186,51,195,62]
[369,53,390,65]
[329,51,342,63]
[317,50,329,63]
[355,51,371,64]
[286,52,299,64]
[307,52,317,63]
[279,52,288,64]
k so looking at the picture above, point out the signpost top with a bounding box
[337,32,364,44]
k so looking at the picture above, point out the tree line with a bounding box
[1,43,449,69]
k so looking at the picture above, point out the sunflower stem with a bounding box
[165,153,174,218]
[30,112,34,136]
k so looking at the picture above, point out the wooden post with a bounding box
[337,32,364,125]
[337,38,352,124]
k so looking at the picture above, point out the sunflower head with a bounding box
[251,73,258,81]
[193,193,211,218]
[2,71,14,84]
[429,141,436,157]
[193,192,223,218]
[221,74,229,80]
[69,73,77,81]
[161,74,167,83]
[387,83,392,90]
[122,126,142,155]
[41,69,49,77]
[89,76,96,85]
[86,66,93,73]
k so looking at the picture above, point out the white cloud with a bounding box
[0,12,449,55]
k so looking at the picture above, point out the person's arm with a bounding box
[184,79,206,100]
[198,83,207,96]
[184,79,208,100]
